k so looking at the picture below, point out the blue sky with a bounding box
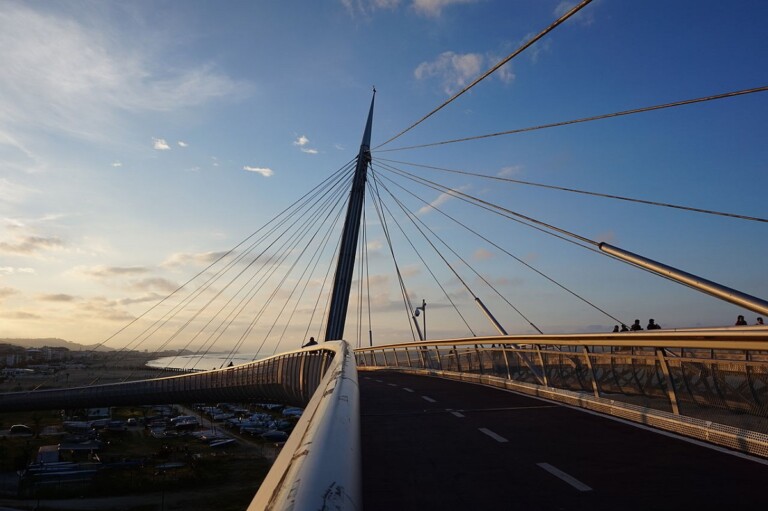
[1,0,766,350]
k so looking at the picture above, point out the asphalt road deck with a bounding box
[359,370,768,511]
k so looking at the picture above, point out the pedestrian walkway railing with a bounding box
[355,329,768,458]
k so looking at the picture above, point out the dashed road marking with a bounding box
[449,410,465,418]
[536,463,592,492]
[387,383,398,387]
[403,388,414,393]
[421,396,436,403]
[478,428,508,443]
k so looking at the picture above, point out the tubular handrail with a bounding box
[249,340,360,510]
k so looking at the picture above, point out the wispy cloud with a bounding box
[0,287,18,299]
[39,293,77,302]
[473,248,494,261]
[417,186,468,214]
[243,165,274,177]
[412,0,481,18]
[152,138,171,150]
[414,51,514,95]
[177,141,189,148]
[0,235,64,255]
[0,267,35,275]
[78,265,151,278]
[162,251,229,268]
[498,165,523,177]
[111,161,122,167]
[293,135,318,154]
[0,3,250,146]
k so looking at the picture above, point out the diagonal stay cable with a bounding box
[377,160,599,249]
[367,175,418,342]
[375,0,594,150]
[140,163,355,372]
[378,158,768,224]
[372,167,547,332]
[375,85,768,155]
[375,166,626,326]
[369,169,477,337]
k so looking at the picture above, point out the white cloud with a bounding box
[111,161,122,167]
[243,165,274,177]
[152,138,171,150]
[0,4,250,145]
[498,165,523,177]
[0,178,37,204]
[0,267,35,275]
[178,141,188,147]
[415,49,518,95]
[415,51,483,95]
[0,235,64,255]
[293,135,318,154]
[473,248,494,261]
[341,0,401,17]
[418,185,468,214]
[411,0,480,18]
[162,251,229,268]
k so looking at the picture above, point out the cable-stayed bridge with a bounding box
[2,2,768,509]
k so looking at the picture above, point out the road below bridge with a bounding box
[359,370,768,510]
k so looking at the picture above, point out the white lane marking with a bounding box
[403,387,414,393]
[421,396,436,403]
[450,411,465,418]
[387,383,398,387]
[478,428,508,443]
[536,463,592,492]
[374,379,383,383]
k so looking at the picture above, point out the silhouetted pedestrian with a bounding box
[612,325,619,333]
[630,319,643,331]
[620,324,629,332]
[757,317,764,326]
[735,315,747,326]
[647,319,661,330]
[303,337,318,348]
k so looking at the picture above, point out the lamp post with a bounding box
[414,300,426,340]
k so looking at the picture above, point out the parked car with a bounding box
[10,424,33,435]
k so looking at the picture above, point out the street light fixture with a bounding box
[413,299,426,341]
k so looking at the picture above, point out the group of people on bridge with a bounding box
[735,315,764,326]
[613,319,661,332]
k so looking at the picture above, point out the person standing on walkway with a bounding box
[630,319,643,331]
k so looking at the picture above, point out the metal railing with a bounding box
[250,340,360,510]
[0,346,337,412]
[355,329,768,457]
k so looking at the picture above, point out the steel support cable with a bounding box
[117,160,356,368]
[369,169,477,337]
[378,161,599,250]
[372,168,543,333]
[374,160,712,300]
[367,176,419,342]
[375,0,593,150]
[363,206,374,347]
[313,241,340,342]
[187,176,353,367]
[205,177,352,365]
[375,85,768,155]
[237,182,352,360]
[88,160,357,375]
[375,167,626,326]
[102,162,357,381]
[147,169,354,373]
[273,200,348,351]
[266,196,350,356]
[378,158,768,224]
[356,215,365,348]
[159,171,354,370]
[256,191,349,356]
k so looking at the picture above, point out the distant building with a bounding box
[42,346,70,361]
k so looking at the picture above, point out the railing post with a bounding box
[535,344,549,387]
[656,348,680,415]
[502,346,511,380]
[434,345,442,370]
[404,347,413,368]
[582,346,600,398]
